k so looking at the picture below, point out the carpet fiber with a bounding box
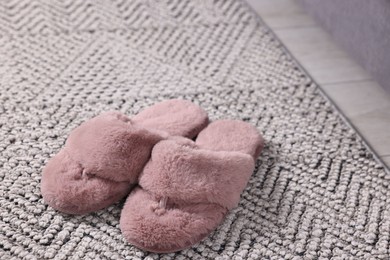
[0,0,389,259]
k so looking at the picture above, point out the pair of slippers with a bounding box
[41,99,264,253]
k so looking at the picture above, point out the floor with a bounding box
[246,0,390,170]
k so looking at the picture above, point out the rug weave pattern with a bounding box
[0,0,389,259]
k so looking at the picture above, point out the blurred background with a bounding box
[247,0,390,168]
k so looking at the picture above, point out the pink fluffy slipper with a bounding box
[119,120,264,253]
[41,99,208,214]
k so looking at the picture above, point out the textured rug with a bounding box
[0,0,389,259]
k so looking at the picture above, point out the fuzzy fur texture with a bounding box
[132,99,208,138]
[41,99,208,214]
[120,120,264,253]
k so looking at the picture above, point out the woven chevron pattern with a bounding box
[1,0,389,259]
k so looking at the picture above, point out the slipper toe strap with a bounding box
[65,111,165,183]
[139,140,255,210]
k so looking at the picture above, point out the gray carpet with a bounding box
[0,0,389,259]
